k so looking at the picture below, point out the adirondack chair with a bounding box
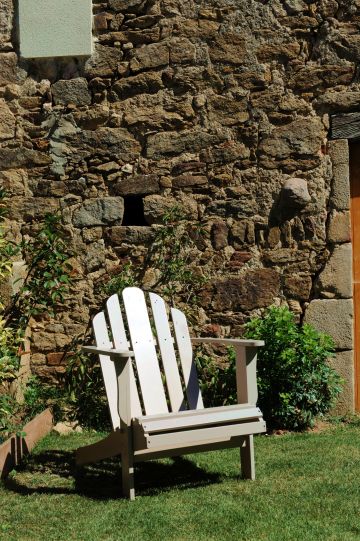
[76,287,266,500]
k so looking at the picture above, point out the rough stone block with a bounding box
[0,53,21,86]
[304,299,353,350]
[0,100,15,141]
[0,0,13,45]
[213,269,280,311]
[129,42,169,72]
[143,194,197,225]
[329,350,355,414]
[317,243,352,299]
[211,222,228,250]
[112,71,163,99]
[85,44,123,78]
[107,226,154,245]
[112,174,160,196]
[327,210,351,243]
[146,129,227,159]
[283,273,312,301]
[19,0,93,58]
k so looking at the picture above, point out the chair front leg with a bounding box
[115,356,135,500]
[121,425,135,500]
[240,435,255,480]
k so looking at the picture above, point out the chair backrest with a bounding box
[92,287,204,429]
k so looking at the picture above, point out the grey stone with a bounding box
[84,240,106,272]
[73,198,124,227]
[317,244,352,299]
[280,177,311,209]
[330,162,350,210]
[328,139,349,166]
[52,78,91,107]
[329,350,355,415]
[304,299,353,350]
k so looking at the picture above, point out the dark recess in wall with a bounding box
[122,196,147,226]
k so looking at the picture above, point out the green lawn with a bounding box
[1,421,360,541]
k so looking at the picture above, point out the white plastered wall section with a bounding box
[18,0,93,59]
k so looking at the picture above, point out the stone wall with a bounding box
[0,0,359,411]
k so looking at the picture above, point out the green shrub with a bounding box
[65,351,111,431]
[244,306,342,430]
[195,347,237,408]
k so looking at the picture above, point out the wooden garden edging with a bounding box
[0,408,53,479]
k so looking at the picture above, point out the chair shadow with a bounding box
[3,449,223,500]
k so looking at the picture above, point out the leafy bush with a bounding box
[195,347,237,407]
[244,306,342,430]
[0,190,73,436]
[66,351,111,431]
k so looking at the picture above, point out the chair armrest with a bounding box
[191,337,264,347]
[82,346,134,358]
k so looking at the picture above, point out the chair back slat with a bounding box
[93,311,121,429]
[122,287,169,416]
[106,294,142,418]
[149,292,187,412]
[171,307,204,410]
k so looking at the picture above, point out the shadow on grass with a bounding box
[4,449,223,500]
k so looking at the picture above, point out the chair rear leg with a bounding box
[240,435,255,480]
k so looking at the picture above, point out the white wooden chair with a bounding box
[76,287,266,500]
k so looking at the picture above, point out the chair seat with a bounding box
[134,403,263,433]
[132,403,266,451]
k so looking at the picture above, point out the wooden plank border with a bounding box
[0,408,53,479]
